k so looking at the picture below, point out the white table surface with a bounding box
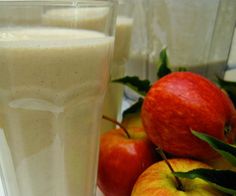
[0,178,4,196]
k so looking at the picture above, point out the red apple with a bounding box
[141,72,236,161]
[131,158,224,196]
[97,126,158,196]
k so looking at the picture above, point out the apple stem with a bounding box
[102,115,131,139]
[156,147,185,192]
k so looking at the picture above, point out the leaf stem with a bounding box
[156,147,185,191]
[102,115,131,139]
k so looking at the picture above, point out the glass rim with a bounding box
[0,0,117,7]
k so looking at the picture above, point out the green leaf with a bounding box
[217,76,236,107]
[174,169,236,195]
[156,48,172,79]
[113,76,151,96]
[177,67,187,72]
[122,98,143,119]
[191,130,236,166]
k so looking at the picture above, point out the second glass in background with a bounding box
[123,0,149,102]
[101,0,134,133]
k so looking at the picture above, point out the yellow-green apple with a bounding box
[121,112,143,129]
[141,72,236,161]
[97,126,158,196]
[131,158,224,196]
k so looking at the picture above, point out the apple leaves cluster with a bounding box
[174,131,236,195]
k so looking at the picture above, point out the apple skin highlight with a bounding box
[141,72,236,161]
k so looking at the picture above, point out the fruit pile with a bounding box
[97,54,236,196]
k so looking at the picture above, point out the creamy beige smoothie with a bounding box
[42,7,109,31]
[0,27,113,196]
[0,7,41,25]
[101,16,133,133]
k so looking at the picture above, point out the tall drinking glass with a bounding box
[147,0,236,83]
[0,1,116,196]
